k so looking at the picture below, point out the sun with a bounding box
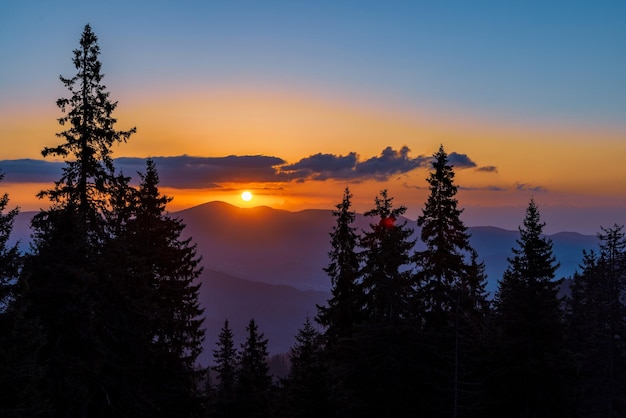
[241,191,253,202]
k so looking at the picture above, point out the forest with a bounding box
[1,24,626,418]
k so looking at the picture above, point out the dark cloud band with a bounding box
[0,146,493,189]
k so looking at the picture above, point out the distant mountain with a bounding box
[178,202,334,291]
[466,226,598,293]
[198,269,328,365]
[8,202,601,358]
[179,202,599,294]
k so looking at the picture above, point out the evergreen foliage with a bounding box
[284,316,327,418]
[211,320,238,417]
[360,189,416,323]
[20,25,135,411]
[415,145,487,323]
[40,23,135,236]
[330,189,420,416]
[236,319,273,417]
[107,159,205,415]
[0,176,47,417]
[490,198,573,416]
[316,187,361,343]
[0,176,20,310]
[414,145,489,417]
[18,25,204,417]
[567,225,626,417]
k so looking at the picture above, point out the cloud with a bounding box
[458,185,507,191]
[282,146,430,182]
[0,156,288,189]
[515,182,547,192]
[447,152,477,169]
[0,147,489,188]
[116,155,288,188]
[475,165,498,173]
[355,146,430,180]
[0,159,63,183]
[281,152,358,181]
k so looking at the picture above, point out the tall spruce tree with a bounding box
[106,159,205,415]
[414,145,489,417]
[40,23,135,232]
[343,189,418,417]
[21,24,136,416]
[316,187,361,343]
[490,198,572,416]
[360,189,415,323]
[567,225,626,417]
[415,145,487,323]
[236,319,273,417]
[211,319,238,417]
[284,316,327,418]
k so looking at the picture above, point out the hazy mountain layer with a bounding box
[9,202,600,356]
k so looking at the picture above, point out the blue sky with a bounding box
[2,0,624,123]
[0,1,625,233]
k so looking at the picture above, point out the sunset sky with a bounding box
[1,1,625,233]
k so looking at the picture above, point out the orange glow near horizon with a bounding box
[2,88,626,221]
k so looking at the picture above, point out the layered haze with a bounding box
[8,201,600,359]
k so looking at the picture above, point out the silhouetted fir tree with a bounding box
[360,189,416,323]
[314,188,363,416]
[415,145,487,323]
[284,316,328,418]
[211,319,238,417]
[21,24,136,416]
[490,199,573,417]
[567,226,626,417]
[456,248,490,417]
[236,319,273,418]
[316,187,362,343]
[340,189,419,417]
[40,23,135,236]
[108,159,205,416]
[414,145,489,417]
[0,177,47,417]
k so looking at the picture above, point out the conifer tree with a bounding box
[211,320,238,417]
[40,23,135,234]
[21,24,136,415]
[567,226,626,417]
[108,159,205,415]
[285,316,327,418]
[236,319,273,417]
[490,198,572,416]
[414,145,489,417]
[342,189,418,417]
[415,145,487,324]
[360,189,415,323]
[316,187,361,342]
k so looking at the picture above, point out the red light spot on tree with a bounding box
[380,217,395,229]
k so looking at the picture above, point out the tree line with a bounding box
[205,149,626,417]
[1,24,626,417]
[0,25,204,417]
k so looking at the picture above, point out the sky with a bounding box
[0,0,625,234]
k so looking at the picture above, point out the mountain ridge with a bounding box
[7,201,601,358]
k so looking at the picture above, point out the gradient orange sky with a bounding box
[1,1,625,233]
